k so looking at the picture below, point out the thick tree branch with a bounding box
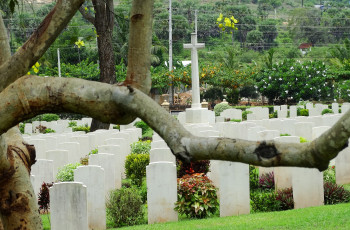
[121,0,154,94]
[1,76,349,171]
[79,5,95,25]
[0,17,10,66]
[0,13,42,230]
[0,0,85,92]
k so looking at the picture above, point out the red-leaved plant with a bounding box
[174,173,218,219]
[259,172,275,190]
[324,182,350,205]
[276,187,294,210]
[38,182,53,214]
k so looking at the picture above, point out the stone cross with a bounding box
[183,33,205,109]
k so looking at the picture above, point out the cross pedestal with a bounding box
[183,33,213,123]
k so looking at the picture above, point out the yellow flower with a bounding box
[27,72,31,75]
[218,23,223,28]
[34,62,40,68]
[33,67,39,73]
[224,18,231,27]
[217,13,223,22]
[75,39,85,48]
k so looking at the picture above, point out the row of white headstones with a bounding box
[27,103,350,229]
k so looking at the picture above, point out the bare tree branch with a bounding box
[0,0,85,92]
[1,75,348,171]
[79,5,95,25]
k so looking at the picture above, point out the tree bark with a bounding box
[122,0,154,94]
[88,0,117,131]
[0,15,42,230]
[0,75,348,172]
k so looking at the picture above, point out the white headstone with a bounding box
[151,140,168,149]
[219,162,250,217]
[150,148,175,164]
[292,168,324,209]
[146,162,178,224]
[89,153,118,195]
[289,106,297,118]
[74,166,106,230]
[24,123,33,134]
[332,103,339,114]
[31,159,54,197]
[58,142,81,164]
[50,182,88,230]
[46,150,69,178]
[273,136,300,190]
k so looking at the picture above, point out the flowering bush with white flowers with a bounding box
[255,59,335,103]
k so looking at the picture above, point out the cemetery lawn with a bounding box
[115,202,350,230]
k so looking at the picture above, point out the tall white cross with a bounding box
[183,33,205,109]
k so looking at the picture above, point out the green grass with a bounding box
[41,214,50,230]
[115,203,350,230]
[41,202,350,229]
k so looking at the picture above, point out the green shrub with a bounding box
[106,187,145,228]
[175,173,219,219]
[134,120,153,138]
[41,113,60,122]
[300,137,309,143]
[214,103,231,116]
[259,172,275,190]
[56,163,82,182]
[230,119,242,122]
[139,178,148,204]
[89,148,98,155]
[297,108,309,116]
[323,165,336,184]
[130,140,151,155]
[276,188,294,210]
[44,128,55,134]
[269,111,277,119]
[177,159,210,178]
[72,125,90,133]
[322,108,334,115]
[125,153,150,186]
[324,182,350,205]
[242,110,253,120]
[68,121,77,127]
[19,123,25,134]
[113,125,120,130]
[280,133,291,136]
[250,165,259,191]
[250,190,280,212]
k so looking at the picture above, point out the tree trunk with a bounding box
[89,0,116,131]
[0,16,42,230]
[122,0,154,94]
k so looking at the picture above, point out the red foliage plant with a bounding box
[38,182,53,213]
[175,173,218,219]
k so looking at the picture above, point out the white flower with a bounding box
[290,66,294,70]
[269,76,271,80]
[285,90,289,93]
[310,87,313,90]
[279,78,282,80]
[316,71,320,74]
